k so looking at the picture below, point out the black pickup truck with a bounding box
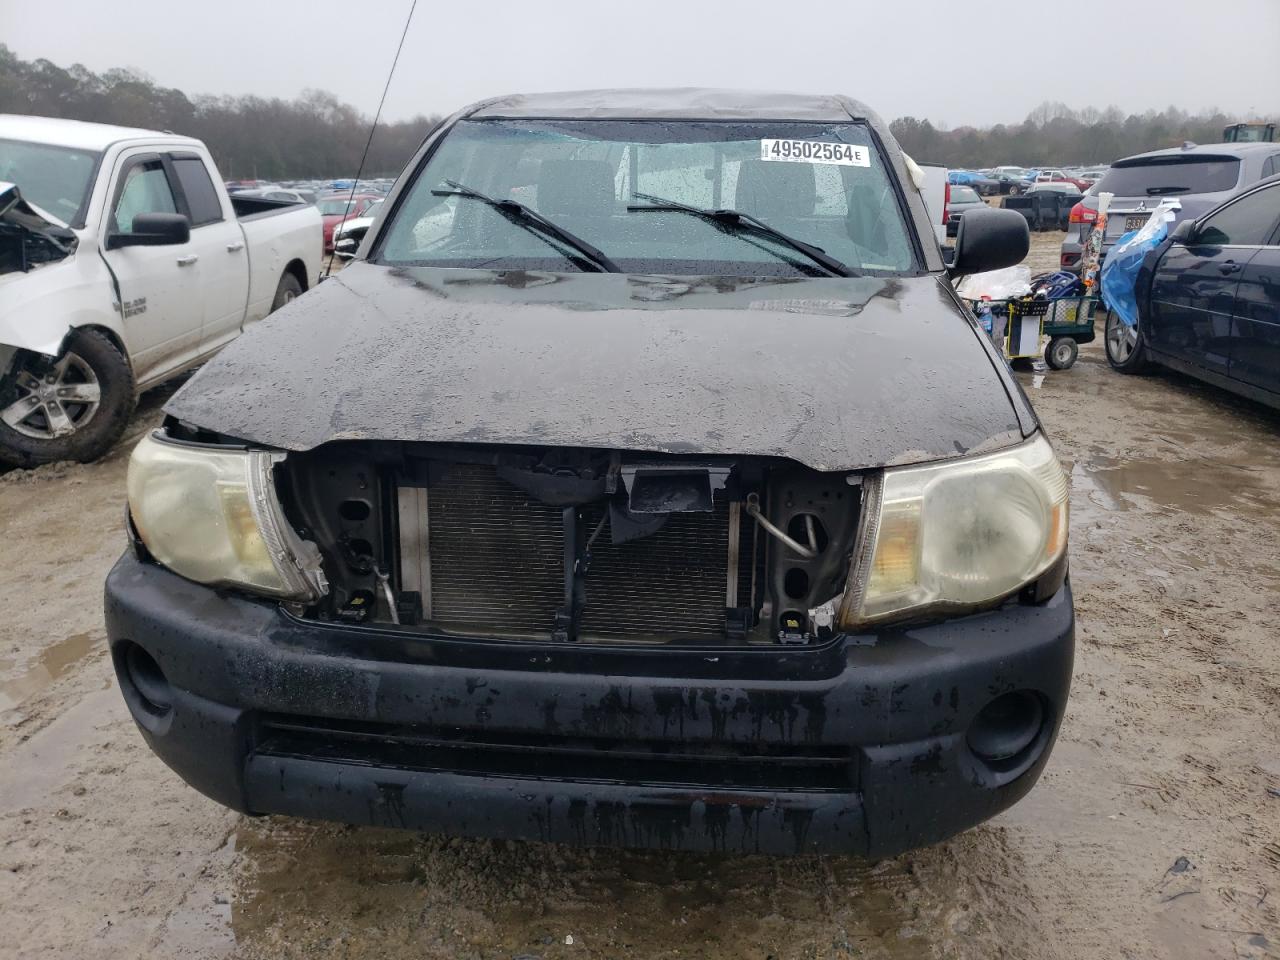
[106,88,1071,857]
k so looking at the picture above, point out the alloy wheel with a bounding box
[1106,312,1137,364]
[1,352,102,439]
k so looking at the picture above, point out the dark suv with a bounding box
[105,89,1070,858]
[1060,143,1280,272]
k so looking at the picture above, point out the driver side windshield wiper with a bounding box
[430,180,619,273]
[626,192,851,277]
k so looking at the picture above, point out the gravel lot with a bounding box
[1,232,1278,960]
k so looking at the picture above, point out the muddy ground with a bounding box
[1,232,1278,960]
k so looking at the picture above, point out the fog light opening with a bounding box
[967,690,1044,766]
[123,642,174,716]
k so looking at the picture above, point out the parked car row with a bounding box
[224,177,398,253]
[949,165,1103,196]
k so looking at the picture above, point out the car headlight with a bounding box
[839,432,1068,628]
[127,431,328,601]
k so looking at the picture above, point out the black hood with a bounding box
[165,263,1032,472]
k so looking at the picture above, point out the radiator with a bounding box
[398,463,752,642]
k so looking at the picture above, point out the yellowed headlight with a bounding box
[841,433,1068,628]
[127,432,327,600]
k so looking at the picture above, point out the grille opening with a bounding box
[400,463,757,644]
[255,714,856,793]
[285,444,862,646]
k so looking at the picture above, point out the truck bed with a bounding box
[229,194,308,221]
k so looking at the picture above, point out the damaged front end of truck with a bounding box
[104,89,1072,855]
[0,182,77,278]
[106,262,1073,856]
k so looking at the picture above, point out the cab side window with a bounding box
[113,161,177,234]
[1196,184,1280,246]
[171,157,224,227]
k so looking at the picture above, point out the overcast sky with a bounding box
[6,0,1278,128]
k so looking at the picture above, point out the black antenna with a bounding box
[324,0,418,279]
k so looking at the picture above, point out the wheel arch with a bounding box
[283,258,310,292]
[73,324,131,363]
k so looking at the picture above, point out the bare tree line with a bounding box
[0,45,440,178]
[891,101,1271,169]
[1,45,1270,178]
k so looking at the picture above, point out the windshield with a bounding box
[375,119,918,277]
[1094,157,1242,196]
[951,186,981,203]
[0,138,100,227]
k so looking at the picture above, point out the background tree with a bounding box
[0,44,440,179]
[1,46,1272,177]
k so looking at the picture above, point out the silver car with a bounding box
[1060,143,1280,273]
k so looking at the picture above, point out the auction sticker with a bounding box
[760,139,870,166]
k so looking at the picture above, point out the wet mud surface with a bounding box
[1,233,1278,959]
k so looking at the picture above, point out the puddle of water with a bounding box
[0,631,99,713]
[1072,456,1274,519]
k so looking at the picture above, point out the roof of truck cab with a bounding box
[0,114,199,152]
[466,88,874,122]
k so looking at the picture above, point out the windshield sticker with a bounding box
[760,139,870,167]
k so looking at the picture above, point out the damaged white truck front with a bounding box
[0,115,322,467]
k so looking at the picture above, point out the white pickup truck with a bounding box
[0,115,322,466]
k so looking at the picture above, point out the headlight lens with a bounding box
[840,433,1068,627]
[127,432,327,601]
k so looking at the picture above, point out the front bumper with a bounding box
[104,552,1074,856]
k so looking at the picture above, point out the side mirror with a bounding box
[106,212,190,249]
[947,208,1030,278]
[333,236,358,259]
[1170,218,1197,244]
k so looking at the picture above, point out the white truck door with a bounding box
[101,154,203,383]
[167,153,249,352]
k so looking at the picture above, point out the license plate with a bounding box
[1124,214,1148,231]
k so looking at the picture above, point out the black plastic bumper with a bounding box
[104,552,1074,856]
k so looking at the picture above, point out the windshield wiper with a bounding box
[1146,185,1191,196]
[626,192,851,277]
[431,180,619,272]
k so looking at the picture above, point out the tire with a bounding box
[0,329,136,467]
[1045,336,1079,370]
[1104,308,1151,374]
[271,271,304,312]
[1009,185,1022,196]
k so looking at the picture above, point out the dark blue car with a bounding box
[1106,175,1280,407]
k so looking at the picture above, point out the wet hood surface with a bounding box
[166,263,1028,472]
